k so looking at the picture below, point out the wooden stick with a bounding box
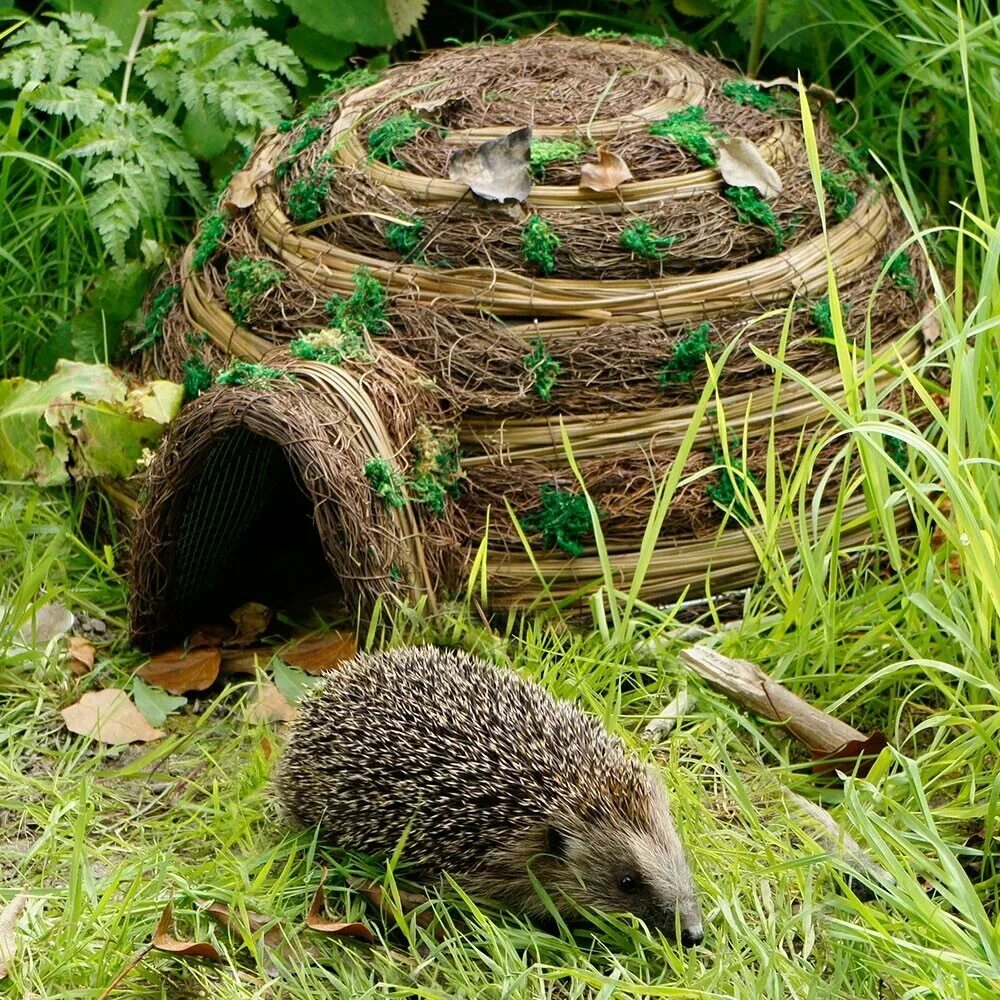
[678,645,866,754]
[781,788,895,893]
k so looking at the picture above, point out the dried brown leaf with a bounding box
[62,689,164,745]
[810,731,889,778]
[222,152,276,211]
[229,602,273,646]
[350,879,441,936]
[67,636,96,675]
[198,900,288,978]
[138,647,221,695]
[447,127,532,203]
[246,682,298,724]
[151,900,222,959]
[220,646,266,675]
[198,900,274,937]
[716,137,783,198]
[188,623,234,649]
[281,632,356,674]
[0,892,28,979]
[579,148,633,192]
[306,882,374,943]
[752,76,847,105]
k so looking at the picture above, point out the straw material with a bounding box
[128,33,930,637]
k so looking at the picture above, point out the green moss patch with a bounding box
[289,327,370,365]
[276,124,325,179]
[215,361,290,389]
[181,355,214,401]
[364,457,406,508]
[725,186,791,251]
[620,221,680,260]
[821,169,857,221]
[524,484,596,558]
[836,137,869,174]
[521,215,560,275]
[368,113,438,168]
[811,297,834,342]
[325,268,389,337]
[706,440,759,523]
[385,215,425,260]
[530,139,588,180]
[134,284,180,352]
[721,79,778,112]
[884,250,917,295]
[287,159,334,224]
[649,106,723,167]
[192,213,226,271]
[225,258,284,327]
[524,338,561,401]
[659,321,717,385]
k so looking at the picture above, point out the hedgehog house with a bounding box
[128,33,929,649]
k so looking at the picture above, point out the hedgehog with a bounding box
[276,645,703,945]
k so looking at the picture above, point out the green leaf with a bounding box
[271,656,322,705]
[286,23,355,71]
[672,0,719,16]
[94,0,148,44]
[90,260,150,322]
[131,675,187,727]
[0,360,182,485]
[285,0,396,48]
[182,105,234,160]
[67,307,120,364]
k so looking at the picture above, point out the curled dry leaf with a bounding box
[281,632,356,674]
[751,76,847,106]
[198,900,274,937]
[67,636,96,675]
[811,732,889,778]
[306,881,374,943]
[349,878,442,938]
[151,900,222,960]
[222,152,276,211]
[198,900,288,978]
[62,688,164,745]
[246,681,298,724]
[716,137,783,198]
[0,892,28,979]
[579,148,633,192]
[448,127,532,203]
[229,602,273,646]
[138,647,221,695]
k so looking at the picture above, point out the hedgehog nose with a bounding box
[680,924,703,948]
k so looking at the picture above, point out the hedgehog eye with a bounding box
[618,873,642,895]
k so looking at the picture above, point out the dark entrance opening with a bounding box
[164,426,342,640]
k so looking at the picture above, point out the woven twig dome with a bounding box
[129,33,929,647]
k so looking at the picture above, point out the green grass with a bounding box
[0,116,109,379]
[2,3,999,996]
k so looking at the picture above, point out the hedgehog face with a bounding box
[542,776,702,946]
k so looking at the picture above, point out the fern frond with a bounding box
[0,15,121,88]
[27,82,106,124]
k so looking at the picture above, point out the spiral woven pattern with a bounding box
[129,34,930,641]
